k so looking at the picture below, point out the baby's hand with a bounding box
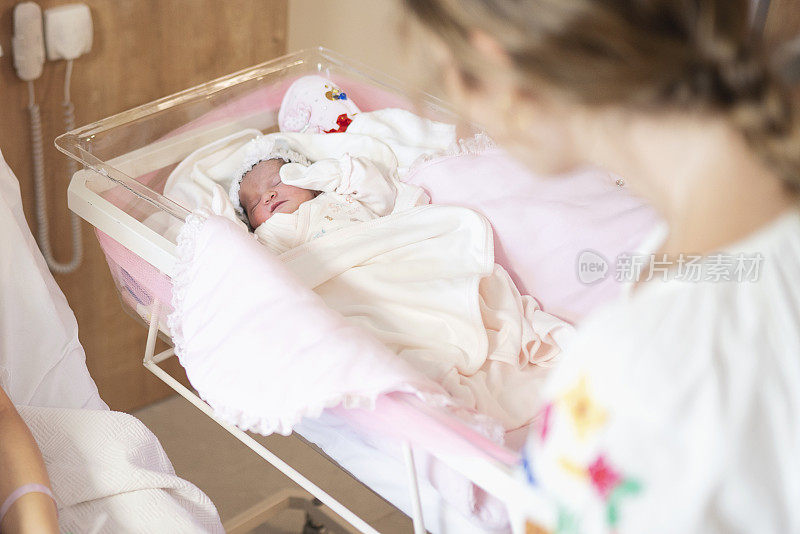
[279,159,342,193]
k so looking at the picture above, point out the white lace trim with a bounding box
[228,136,311,221]
[200,382,505,440]
[446,132,497,156]
[407,132,497,176]
[205,384,457,437]
[166,211,207,368]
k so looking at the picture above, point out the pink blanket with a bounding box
[406,147,659,323]
[168,212,454,436]
[167,207,551,531]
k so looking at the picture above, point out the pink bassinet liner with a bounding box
[95,76,446,328]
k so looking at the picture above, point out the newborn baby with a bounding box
[229,137,403,254]
[236,158,317,228]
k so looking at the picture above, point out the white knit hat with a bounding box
[228,136,311,221]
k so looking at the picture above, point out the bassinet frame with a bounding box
[56,48,549,534]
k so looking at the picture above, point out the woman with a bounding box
[0,150,223,533]
[404,1,800,532]
[0,386,59,534]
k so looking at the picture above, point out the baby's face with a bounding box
[238,159,316,228]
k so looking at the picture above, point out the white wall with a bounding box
[287,0,430,89]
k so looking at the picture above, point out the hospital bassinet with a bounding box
[55,48,549,534]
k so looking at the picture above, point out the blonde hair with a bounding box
[404,0,800,188]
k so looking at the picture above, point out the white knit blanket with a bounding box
[168,204,573,438]
[18,405,224,534]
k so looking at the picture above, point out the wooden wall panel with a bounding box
[0,0,287,411]
[765,0,800,47]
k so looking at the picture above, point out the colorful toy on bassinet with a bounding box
[278,75,361,134]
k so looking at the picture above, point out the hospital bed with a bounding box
[55,47,655,533]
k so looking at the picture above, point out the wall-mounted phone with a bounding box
[751,0,771,34]
[12,2,93,274]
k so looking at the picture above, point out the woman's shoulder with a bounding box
[568,262,800,391]
[579,208,800,361]
[550,208,800,433]
[530,214,800,531]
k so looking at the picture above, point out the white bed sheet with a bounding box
[297,413,509,534]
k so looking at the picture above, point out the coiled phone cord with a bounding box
[28,59,83,274]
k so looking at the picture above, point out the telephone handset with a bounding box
[12,2,45,81]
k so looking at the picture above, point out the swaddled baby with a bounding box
[228,136,402,254]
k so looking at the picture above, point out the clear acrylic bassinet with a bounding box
[55,47,546,534]
[55,47,471,332]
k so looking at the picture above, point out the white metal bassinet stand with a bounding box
[143,303,375,534]
[142,298,546,534]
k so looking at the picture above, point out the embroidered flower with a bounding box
[521,453,537,486]
[560,453,642,529]
[556,507,581,534]
[607,478,642,527]
[587,455,621,499]
[536,402,553,442]
[558,457,586,479]
[525,520,551,534]
[523,504,581,533]
[560,376,607,440]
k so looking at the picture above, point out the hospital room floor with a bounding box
[135,394,412,533]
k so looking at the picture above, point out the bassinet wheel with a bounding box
[302,512,327,533]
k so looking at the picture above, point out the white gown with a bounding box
[523,208,800,534]
[0,150,223,533]
[0,151,104,409]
